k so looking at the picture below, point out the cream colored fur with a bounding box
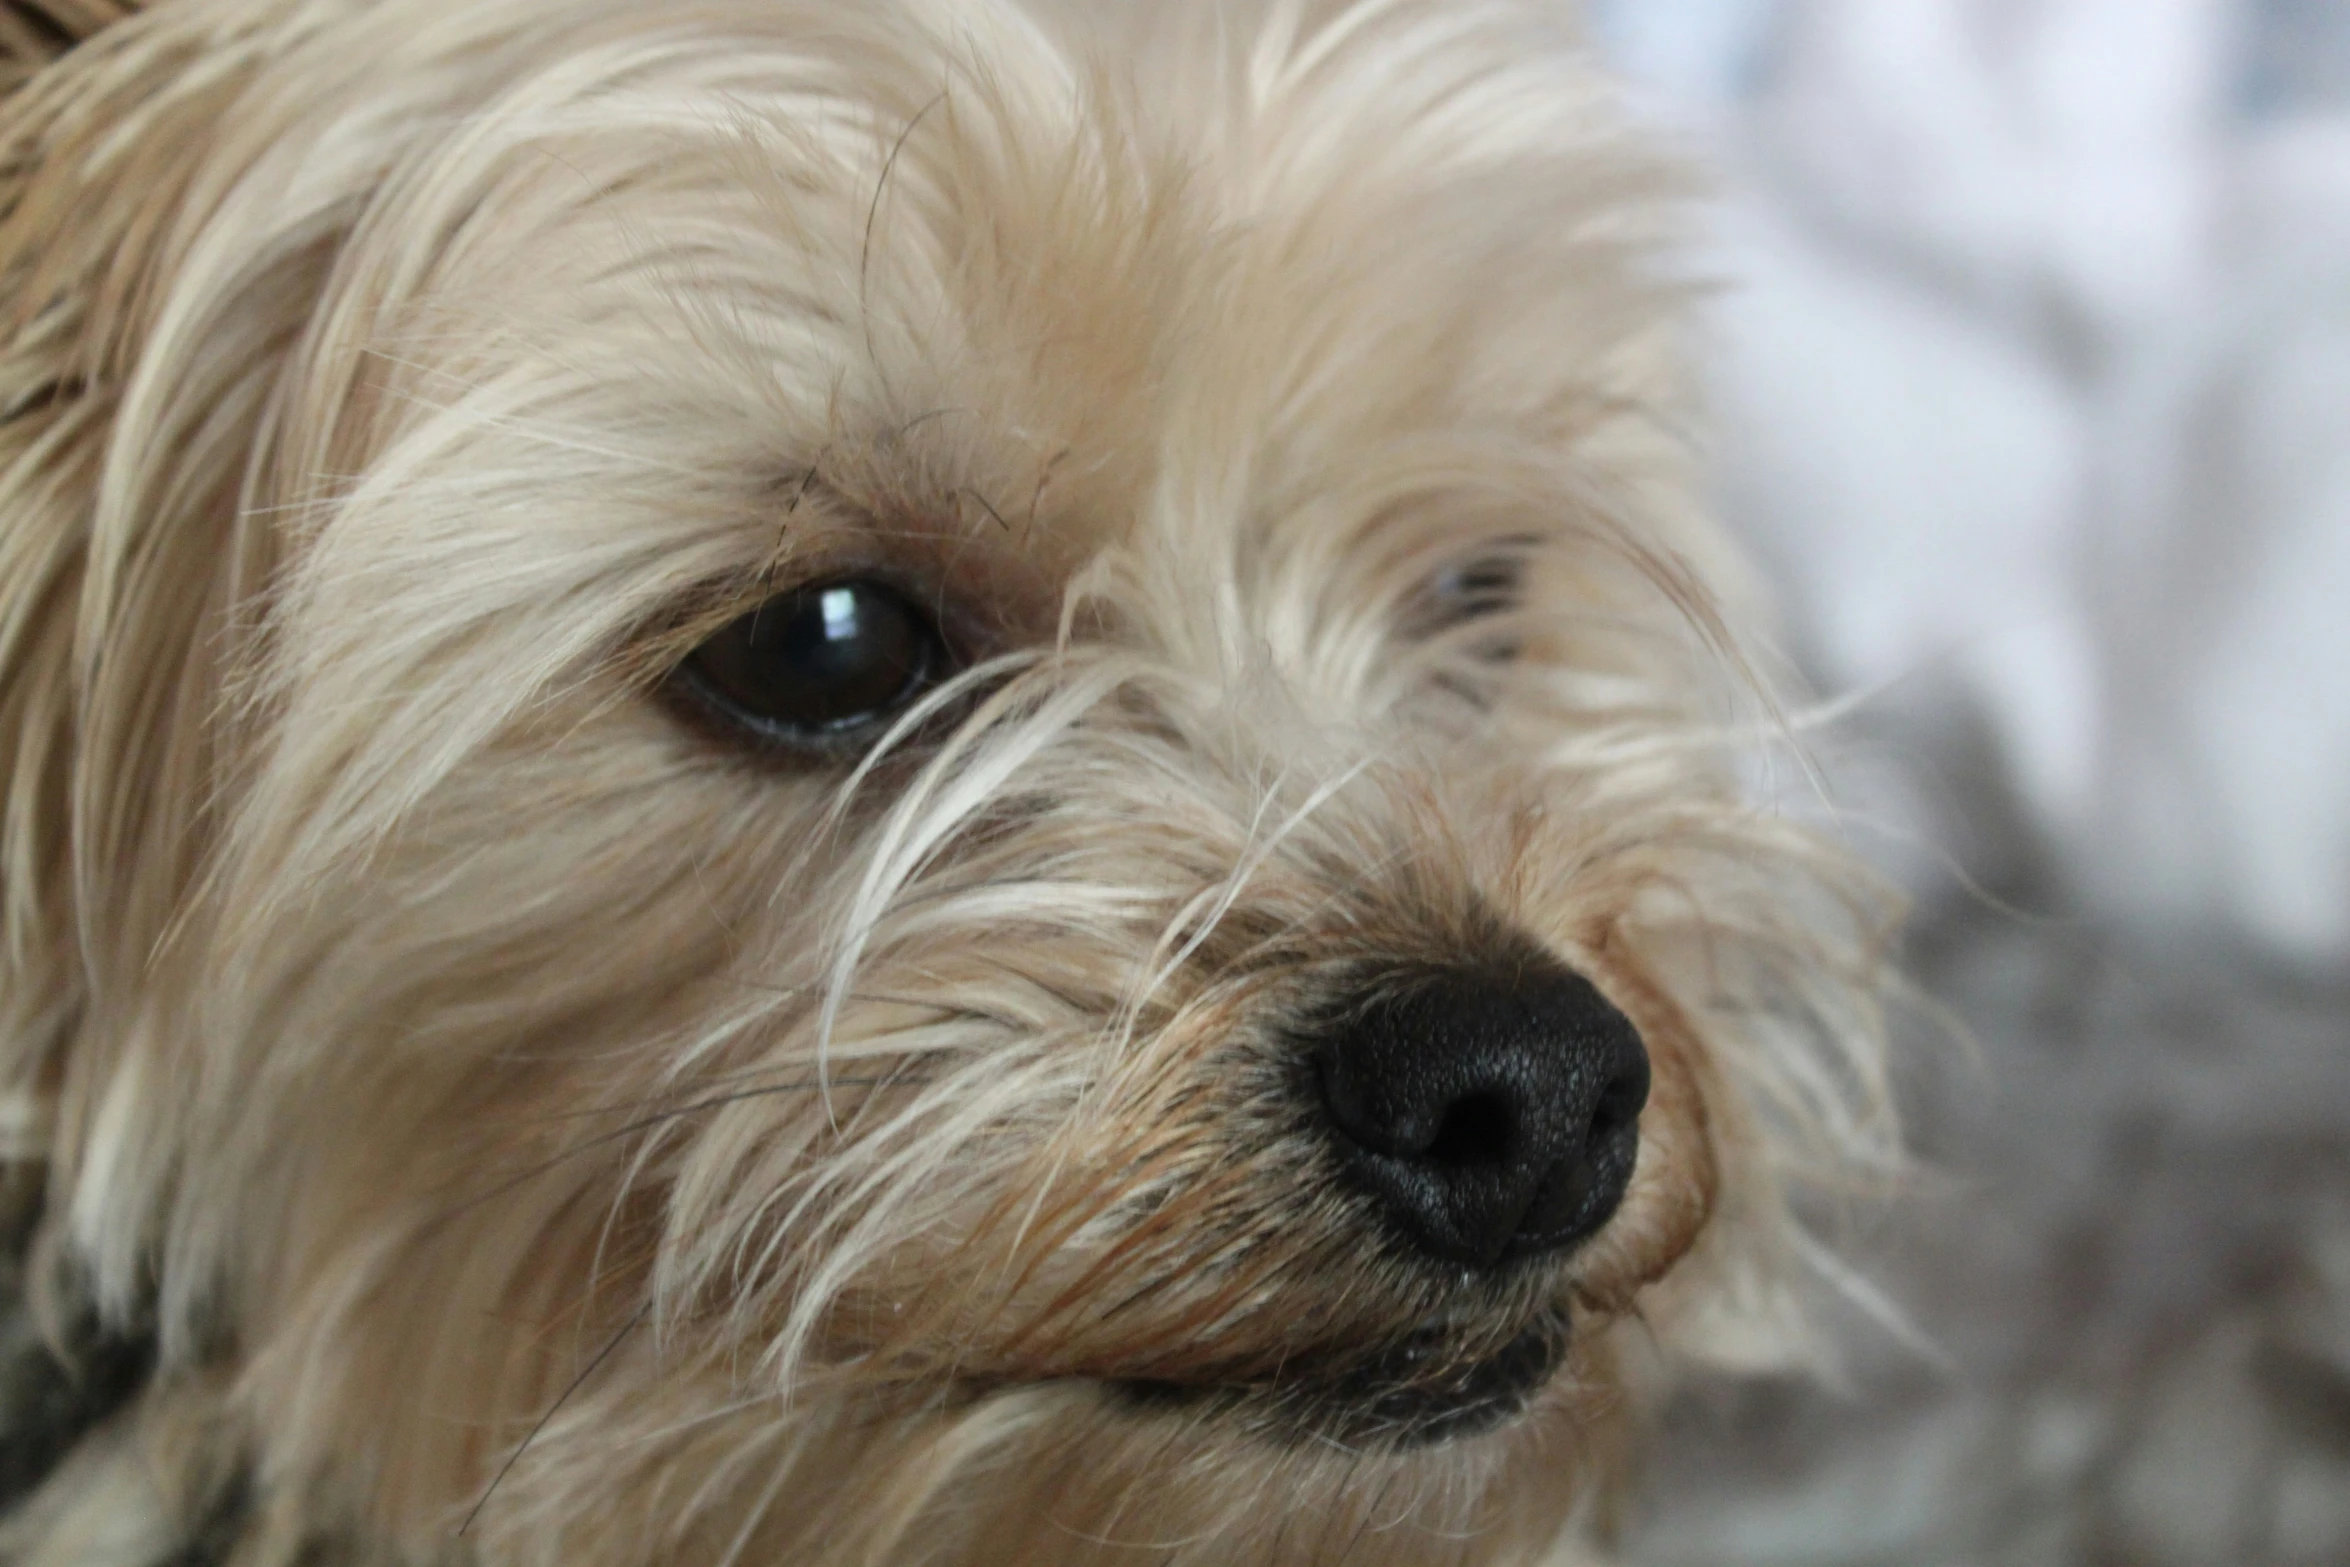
[0,1,1897,1562]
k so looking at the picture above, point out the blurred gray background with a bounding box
[1584,3,2350,1563]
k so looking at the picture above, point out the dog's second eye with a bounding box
[1420,551,1527,660]
[1429,557,1521,622]
[679,578,942,747]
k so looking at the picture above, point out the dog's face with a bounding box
[0,1,1891,1563]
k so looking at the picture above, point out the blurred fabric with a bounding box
[1595,0,2350,962]
[1584,3,2350,1563]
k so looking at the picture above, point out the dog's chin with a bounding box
[1114,1309,1572,1451]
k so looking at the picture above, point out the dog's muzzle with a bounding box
[1310,957,1650,1271]
[1116,954,1648,1449]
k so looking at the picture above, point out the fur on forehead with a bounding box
[162,5,1663,509]
[271,0,1691,632]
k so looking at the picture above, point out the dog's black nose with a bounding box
[1311,959,1649,1270]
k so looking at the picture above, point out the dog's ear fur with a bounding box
[0,0,324,1222]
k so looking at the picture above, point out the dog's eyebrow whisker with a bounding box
[856,86,948,402]
[957,485,1011,533]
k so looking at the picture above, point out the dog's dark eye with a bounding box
[1429,557,1522,622]
[678,578,943,747]
[1420,550,1527,659]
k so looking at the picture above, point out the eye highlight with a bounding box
[675,577,945,751]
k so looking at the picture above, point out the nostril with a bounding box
[1420,1091,1514,1168]
[1590,1070,1645,1140]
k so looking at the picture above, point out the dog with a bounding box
[0,1,1897,1562]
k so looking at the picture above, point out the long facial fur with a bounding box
[0,1,1899,1563]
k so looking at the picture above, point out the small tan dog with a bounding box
[0,1,1895,1563]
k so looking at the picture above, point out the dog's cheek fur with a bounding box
[0,2,1899,1564]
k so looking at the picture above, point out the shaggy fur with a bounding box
[0,1,1896,1563]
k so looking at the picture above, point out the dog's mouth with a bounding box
[1115,1310,1570,1450]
